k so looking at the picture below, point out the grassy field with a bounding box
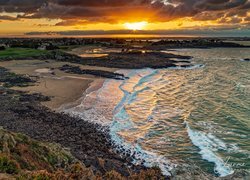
[0,48,49,59]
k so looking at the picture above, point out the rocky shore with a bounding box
[38,51,189,68]
[0,67,35,87]
[1,49,193,77]
[0,48,194,179]
[1,65,247,179]
[59,64,128,80]
[0,67,165,178]
[0,126,165,180]
[42,50,193,69]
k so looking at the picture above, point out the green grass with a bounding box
[0,48,49,60]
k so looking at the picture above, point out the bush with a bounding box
[33,173,52,180]
[104,170,124,180]
[0,46,5,51]
[0,155,19,174]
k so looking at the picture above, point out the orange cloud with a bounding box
[0,0,249,35]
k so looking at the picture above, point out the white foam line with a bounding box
[110,69,175,176]
[185,122,234,177]
[168,64,205,70]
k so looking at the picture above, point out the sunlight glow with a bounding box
[124,21,148,30]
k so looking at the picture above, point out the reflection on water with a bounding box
[79,47,123,58]
[79,53,108,58]
[64,48,250,177]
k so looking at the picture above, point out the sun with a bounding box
[124,21,148,30]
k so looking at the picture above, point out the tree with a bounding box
[0,46,6,51]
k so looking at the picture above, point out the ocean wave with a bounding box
[110,69,175,176]
[61,57,248,178]
[185,122,234,177]
[172,64,205,70]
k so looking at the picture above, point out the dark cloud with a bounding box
[154,0,249,21]
[0,0,249,26]
[195,0,248,11]
[0,0,47,13]
[52,0,147,7]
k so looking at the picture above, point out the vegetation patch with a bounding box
[0,155,19,174]
[0,48,50,60]
[0,128,166,179]
[59,64,128,80]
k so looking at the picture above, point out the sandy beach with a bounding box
[0,59,111,109]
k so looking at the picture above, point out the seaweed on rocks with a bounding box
[59,64,128,80]
[47,50,192,69]
[0,67,35,87]
[0,48,191,70]
[0,88,149,176]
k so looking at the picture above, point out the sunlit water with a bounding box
[63,48,250,177]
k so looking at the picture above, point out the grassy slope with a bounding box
[0,48,49,60]
[0,128,90,179]
[0,128,163,180]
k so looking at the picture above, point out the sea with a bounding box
[62,47,250,177]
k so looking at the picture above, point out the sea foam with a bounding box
[110,69,175,176]
[185,122,234,177]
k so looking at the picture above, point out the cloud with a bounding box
[0,0,47,13]
[0,15,17,20]
[0,0,249,27]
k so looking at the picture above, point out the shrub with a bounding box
[0,155,19,174]
[32,171,53,180]
[104,170,124,180]
[0,46,5,51]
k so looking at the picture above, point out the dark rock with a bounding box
[51,51,192,69]
[0,48,191,70]
[0,46,5,51]
[19,93,51,102]
[59,64,128,80]
[0,67,35,87]
[0,69,151,176]
[0,86,146,176]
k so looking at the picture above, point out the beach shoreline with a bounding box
[0,63,162,178]
[0,59,110,110]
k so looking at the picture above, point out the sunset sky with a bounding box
[0,0,250,36]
